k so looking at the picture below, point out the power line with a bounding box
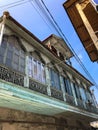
[38,0,98,89]
[34,0,63,37]
[0,0,26,8]
[29,0,53,33]
[0,0,30,10]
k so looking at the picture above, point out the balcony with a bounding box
[65,93,76,106]
[0,64,98,115]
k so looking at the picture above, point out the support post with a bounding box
[24,53,29,88]
[70,82,78,106]
[60,76,66,101]
[75,3,98,50]
[0,12,9,46]
[45,66,51,96]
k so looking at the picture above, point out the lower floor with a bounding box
[0,107,94,130]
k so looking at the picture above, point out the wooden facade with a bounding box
[0,11,98,130]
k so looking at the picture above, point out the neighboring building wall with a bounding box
[63,0,98,62]
[0,107,90,130]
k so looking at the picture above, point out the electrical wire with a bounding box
[0,0,26,8]
[28,0,53,33]
[38,0,98,89]
[0,0,30,10]
[33,0,63,37]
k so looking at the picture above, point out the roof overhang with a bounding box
[63,0,98,62]
[43,34,73,59]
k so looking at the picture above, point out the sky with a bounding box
[0,0,98,102]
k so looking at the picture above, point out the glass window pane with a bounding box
[33,60,37,79]
[42,65,46,83]
[13,63,18,70]
[14,54,19,63]
[37,62,41,81]
[19,66,25,73]
[1,36,7,48]
[6,59,12,67]
[50,69,55,87]
[28,56,33,77]
[0,56,3,63]
[20,58,25,66]
[7,51,13,59]
[79,88,87,101]
[0,47,5,56]
[54,72,61,90]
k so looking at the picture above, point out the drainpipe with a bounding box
[0,12,9,46]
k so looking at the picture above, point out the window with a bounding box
[28,56,33,77]
[63,78,73,96]
[79,87,87,101]
[28,56,46,84]
[73,83,81,99]
[42,65,46,84]
[33,59,37,79]
[0,35,25,73]
[50,69,61,90]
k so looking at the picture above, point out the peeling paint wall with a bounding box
[0,107,90,130]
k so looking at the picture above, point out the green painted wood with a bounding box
[0,79,98,119]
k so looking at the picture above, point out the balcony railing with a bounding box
[65,93,76,106]
[0,64,98,114]
[0,64,24,86]
[51,87,64,101]
[86,103,98,114]
[77,99,86,109]
[29,78,48,95]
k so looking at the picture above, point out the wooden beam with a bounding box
[75,3,98,51]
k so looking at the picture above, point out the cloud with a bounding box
[78,54,83,61]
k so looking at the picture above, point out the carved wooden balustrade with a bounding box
[29,78,48,95]
[51,87,64,101]
[65,93,76,106]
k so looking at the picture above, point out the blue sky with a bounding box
[0,0,98,102]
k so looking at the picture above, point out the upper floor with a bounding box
[0,12,98,120]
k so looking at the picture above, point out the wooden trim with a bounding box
[75,3,98,51]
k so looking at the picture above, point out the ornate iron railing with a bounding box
[51,87,64,101]
[77,99,85,109]
[0,64,98,114]
[86,103,98,114]
[65,93,76,106]
[0,65,24,86]
[29,78,48,95]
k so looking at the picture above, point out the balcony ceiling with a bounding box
[63,0,98,62]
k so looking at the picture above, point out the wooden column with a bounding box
[0,14,6,46]
[75,3,98,50]
[70,82,78,106]
[60,76,66,101]
[45,66,51,96]
[24,53,29,88]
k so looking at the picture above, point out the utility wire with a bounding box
[0,0,30,10]
[33,0,63,37]
[29,0,53,33]
[0,0,26,8]
[38,0,98,89]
